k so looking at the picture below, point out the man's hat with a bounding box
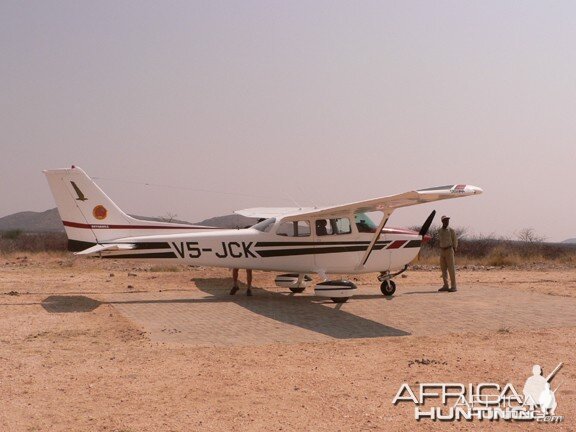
[441,215,450,221]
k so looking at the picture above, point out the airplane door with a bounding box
[313,216,367,272]
[274,219,316,272]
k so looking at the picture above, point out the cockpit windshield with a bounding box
[252,217,276,232]
[354,212,378,233]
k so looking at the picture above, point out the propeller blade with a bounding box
[419,210,436,236]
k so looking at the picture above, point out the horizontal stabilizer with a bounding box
[75,243,136,255]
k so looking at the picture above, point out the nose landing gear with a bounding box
[380,279,396,296]
[378,265,408,296]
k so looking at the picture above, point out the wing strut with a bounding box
[358,210,391,269]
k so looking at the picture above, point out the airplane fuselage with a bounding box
[97,227,423,274]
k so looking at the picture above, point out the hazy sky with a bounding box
[1,1,575,241]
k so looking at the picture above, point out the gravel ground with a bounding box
[0,254,574,431]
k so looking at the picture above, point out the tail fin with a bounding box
[44,166,212,251]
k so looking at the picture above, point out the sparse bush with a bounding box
[149,265,183,272]
[413,225,576,267]
[160,212,178,223]
[0,232,67,254]
[1,229,23,240]
[485,246,520,267]
[59,256,77,267]
[516,227,546,243]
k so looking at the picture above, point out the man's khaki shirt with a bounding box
[438,227,458,249]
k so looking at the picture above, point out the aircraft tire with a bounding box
[380,280,396,296]
[289,287,306,293]
[331,297,349,303]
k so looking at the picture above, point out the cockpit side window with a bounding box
[276,220,311,237]
[354,212,378,233]
[315,217,351,236]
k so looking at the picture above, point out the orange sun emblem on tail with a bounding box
[92,205,108,220]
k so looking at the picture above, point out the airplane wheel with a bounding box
[380,280,396,296]
[289,287,305,293]
[331,297,349,303]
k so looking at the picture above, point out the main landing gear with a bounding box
[314,280,357,303]
[275,274,313,293]
[277,266,408,303]
[289,287,305,293]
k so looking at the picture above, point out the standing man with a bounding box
[438,215,458,292]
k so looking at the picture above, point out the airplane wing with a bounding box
[234,207,316,219]
[236,184,482,221]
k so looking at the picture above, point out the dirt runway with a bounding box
[1,254,574,431]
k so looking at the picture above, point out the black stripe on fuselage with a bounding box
[132,242,172,250]
[256,243,389,258]
[405,240,422,248]
[255,241,389,247]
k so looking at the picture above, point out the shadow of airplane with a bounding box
[35,278,411,340]
[191,277,410,339]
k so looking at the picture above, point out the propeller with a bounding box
[419,210,436,237]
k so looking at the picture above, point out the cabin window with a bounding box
[315,217,351,236]
[354,212,378,233]
[276,220,311,237]
[332,217,351,234]
[252,218,276,233]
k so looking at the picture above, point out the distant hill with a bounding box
[562,238,576,244]
[195,214,259,229]
[0,208,259,232]
[0,208,64,232]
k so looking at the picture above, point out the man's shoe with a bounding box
[230,286,239,295]
[448,287,458,292]
[246,289,253,297]
[438,286,450,292]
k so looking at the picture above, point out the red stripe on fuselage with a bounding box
[62,221,218,230]
[387,240,407,249]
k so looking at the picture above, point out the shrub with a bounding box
[1,229,23,240]
[0,232,67,254]
[149,265,183,272]
[485,246,520,267]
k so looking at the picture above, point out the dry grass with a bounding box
[0,231,67,255]
[149,265,184,272]
[416,239,576,267]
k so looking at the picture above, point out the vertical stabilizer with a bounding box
[43,166,214,251]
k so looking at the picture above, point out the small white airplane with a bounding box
[44,166,482,302]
